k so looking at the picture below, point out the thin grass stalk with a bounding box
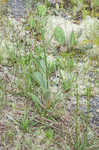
[83,87,90,148]
[75,84,79,150]
[42,27,49,89]
[44,46,49,89]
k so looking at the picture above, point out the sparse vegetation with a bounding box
[0,0,99,150]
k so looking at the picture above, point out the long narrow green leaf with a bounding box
[30,93,45,109]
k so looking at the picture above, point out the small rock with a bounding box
[96,109,99,113]
[0,147,3,150]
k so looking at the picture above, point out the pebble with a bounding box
[96,109,99,113]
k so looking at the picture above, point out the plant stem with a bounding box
[75,84,79,150]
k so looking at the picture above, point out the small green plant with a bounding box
[67,57,75,72]
[20,110,30,132]
[60,72,74,92]
[53,26,80,51]
[37,4,47,16]
[62,76,73,92]
[28,15,35,28]
[54,26,66,45]
[74,85,91,150]
[45,128,54,140]
[30,56,51,109]
[0,80,7,108]
[68,30,81,51]
[48,60,56,75]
